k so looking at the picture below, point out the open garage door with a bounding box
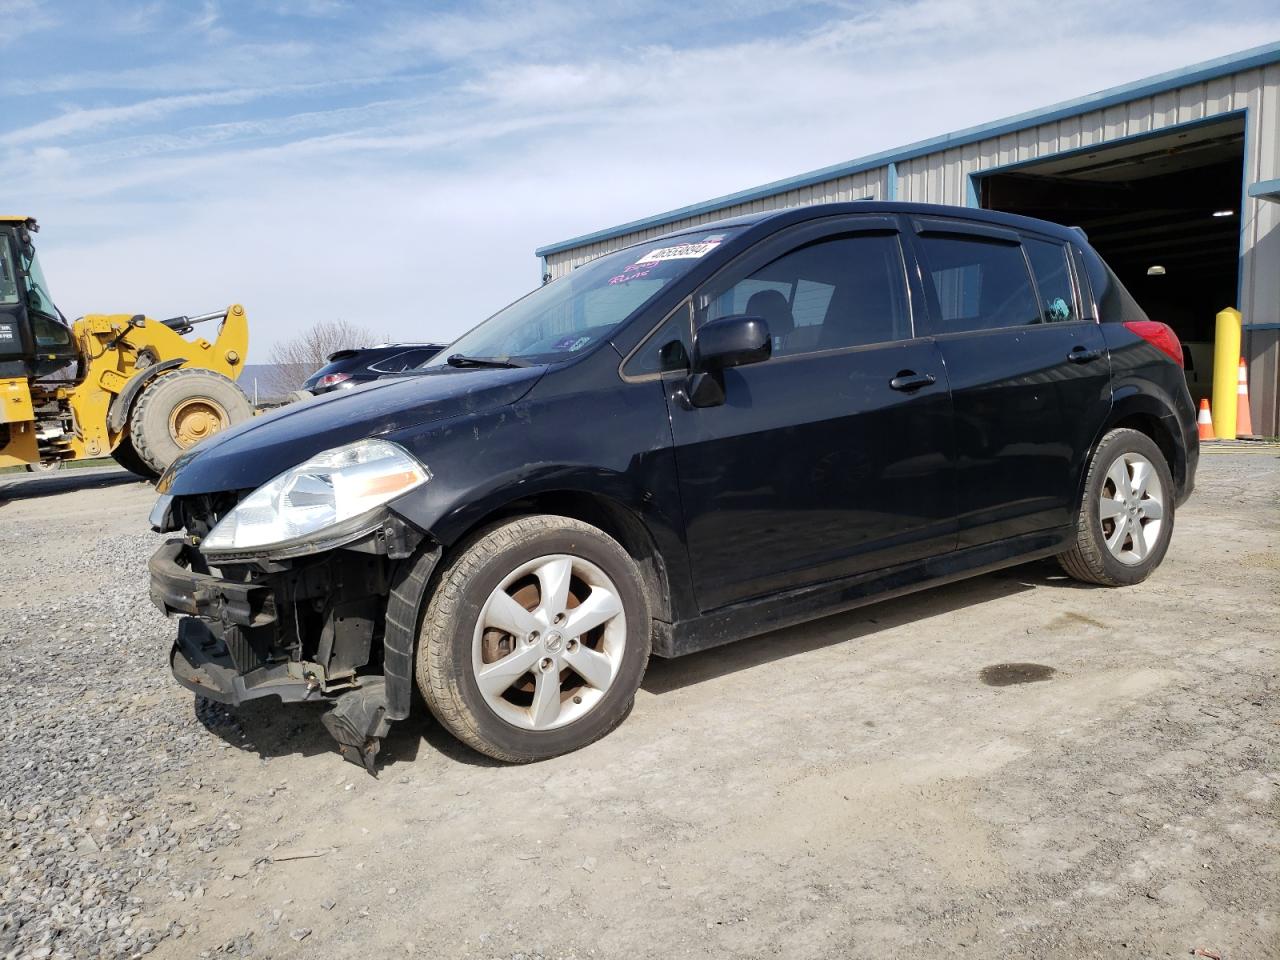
[977,115,1244,405]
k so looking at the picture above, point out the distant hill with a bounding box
[236,364,293,403]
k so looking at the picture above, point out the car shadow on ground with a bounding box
[642,557,1085,695]
[197,557,1087,771]
[194,688,506,772]
[0,466,142,504]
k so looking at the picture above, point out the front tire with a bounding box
[417,516,651,762]
[130,369,253,475]
[110,434,159,480]
[1058,427,1175,586]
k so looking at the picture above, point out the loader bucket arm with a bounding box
[62,304,250,460]
[139,304,249,382]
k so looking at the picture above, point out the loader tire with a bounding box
[130,369,252,475]
[110,435,158,480]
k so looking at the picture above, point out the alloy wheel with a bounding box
[471,553,627,730]
[1099,451,1165,565]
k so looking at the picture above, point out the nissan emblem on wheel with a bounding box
[147,201,1198,772]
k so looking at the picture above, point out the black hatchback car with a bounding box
[301,342,447,395]
[149,202,1197,770]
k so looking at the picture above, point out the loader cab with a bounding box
[0,217,76,378]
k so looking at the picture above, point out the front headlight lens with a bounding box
[202,439,429,556]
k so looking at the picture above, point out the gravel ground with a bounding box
[0,448,1276,960]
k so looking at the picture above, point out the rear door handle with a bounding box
[889,371,937,392]
[1067,346,1102,364]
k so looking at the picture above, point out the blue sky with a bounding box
[3,0,1278,358]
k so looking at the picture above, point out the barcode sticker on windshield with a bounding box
[634,240,722,264]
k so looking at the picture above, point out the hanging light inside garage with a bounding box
[1212,209,1235,217]
[1147,265,1167,276]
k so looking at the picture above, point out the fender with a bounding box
[106,358,185,434]
[390,463,695,622]
[1077,381,1188,502]
[384,389,699,624]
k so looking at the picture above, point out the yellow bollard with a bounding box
[1212,307,1242,440]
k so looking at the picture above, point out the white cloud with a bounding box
[1,89,268,145]
[10,0,1280,356]
[0,0,57,44]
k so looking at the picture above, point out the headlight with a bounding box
[201,439,429,558]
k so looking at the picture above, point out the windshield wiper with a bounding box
[445,354,531,369]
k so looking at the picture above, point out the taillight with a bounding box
[317,372,352,388]
[1123,320,1183,367]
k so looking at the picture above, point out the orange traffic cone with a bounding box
[1197,398,1215,441]
[1236,357,1255,438]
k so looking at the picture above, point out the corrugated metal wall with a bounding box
[543,167,887,276]
[895,63,1280,358]
[542,64,1280,432]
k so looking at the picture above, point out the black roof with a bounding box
[653,201,1085,247]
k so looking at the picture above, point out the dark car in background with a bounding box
[302,342,447,395]
[149,201,1197,772]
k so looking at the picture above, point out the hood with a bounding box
[160,365,545,495]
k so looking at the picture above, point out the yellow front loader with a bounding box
[0,216,253,478]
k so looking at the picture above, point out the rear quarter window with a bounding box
[1080,247,1149,323]
[1023,237,1078,323]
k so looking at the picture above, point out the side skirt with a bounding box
[659,527,1072,658]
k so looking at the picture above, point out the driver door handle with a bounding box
[1067,345,1102,364]
[889,371,937,392]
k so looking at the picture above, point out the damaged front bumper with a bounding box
[171,617,322,706]
[149,535,439,773]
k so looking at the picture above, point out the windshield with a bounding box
[21,245,61,319]
[425,230,737,366]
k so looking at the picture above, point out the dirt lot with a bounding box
[1,447,1277,960]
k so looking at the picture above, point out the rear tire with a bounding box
[130,369,252,475]
[110,435,158,480]
[416,515,651,762]
[1058,427,1175,586]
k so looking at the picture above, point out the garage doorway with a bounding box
[976,115,1245,402]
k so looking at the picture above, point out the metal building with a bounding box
[535,42,1280,435]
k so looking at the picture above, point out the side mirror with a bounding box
[682,315,772,409]
[694,314,771,371]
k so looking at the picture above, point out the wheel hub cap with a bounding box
[472,554,627,731]
[169,397,230,448]
[1098,451,1165,566]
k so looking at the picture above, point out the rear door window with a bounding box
[1023,237,1078,323]
[916,234,1040,334]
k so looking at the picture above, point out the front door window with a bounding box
[698,233,913,355]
